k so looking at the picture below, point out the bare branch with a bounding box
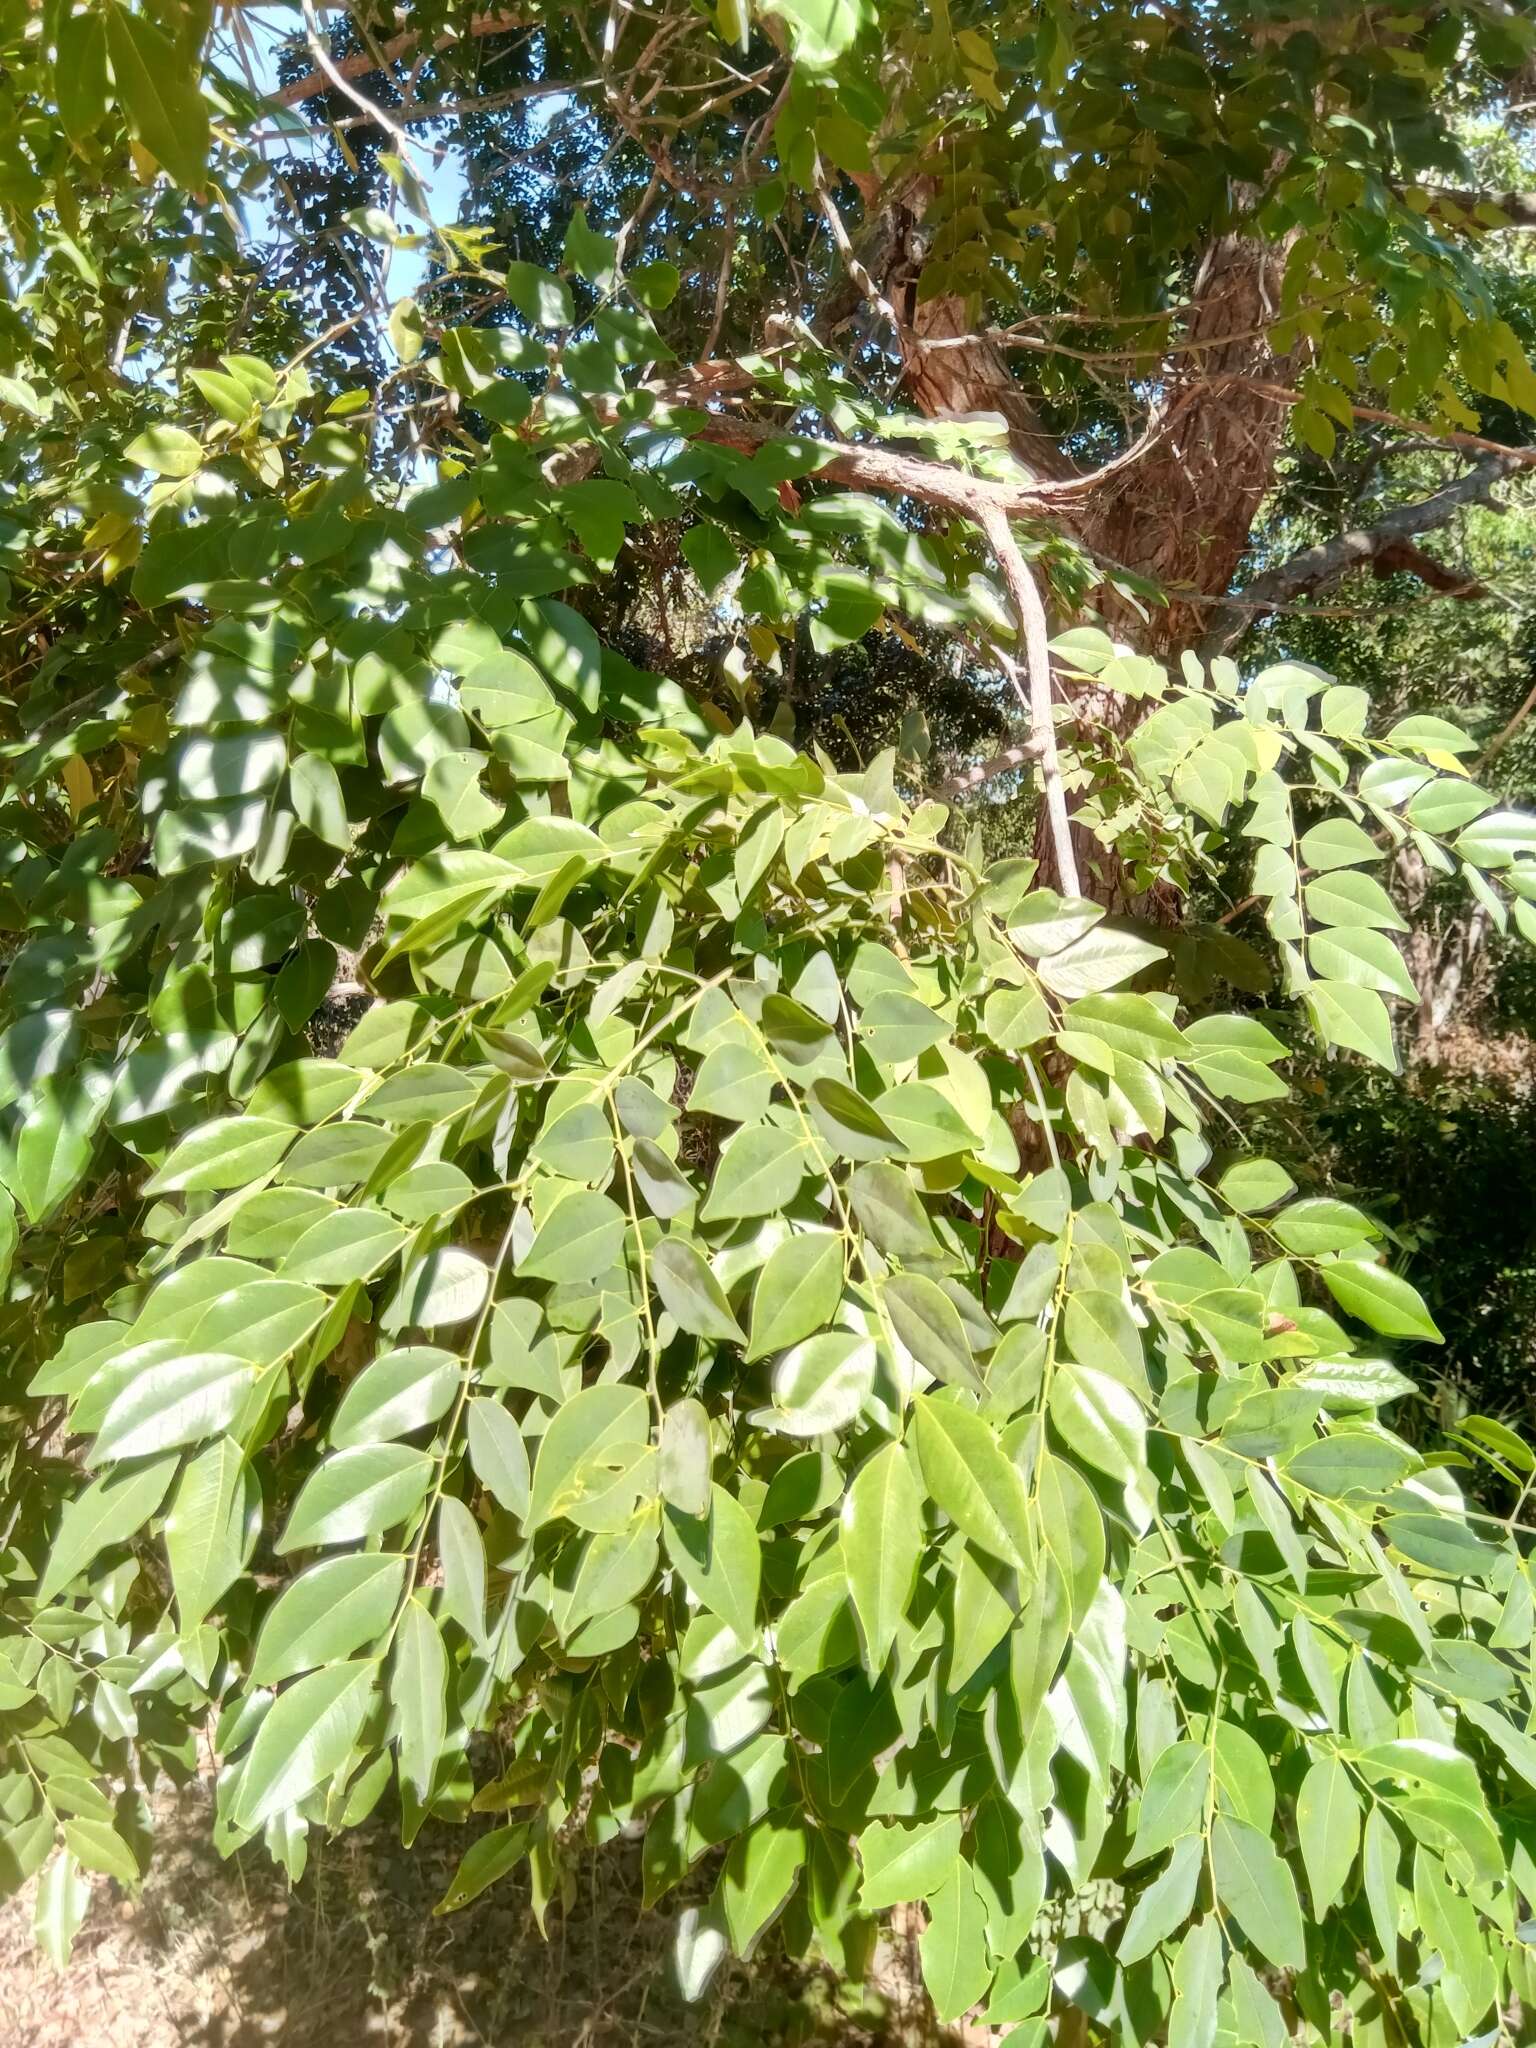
[700,206,737,364]
[814,160,906,340]
[1202,453,1525,654]
[275,8,529,107]
[1417,184,1536,231]
[298,0,420,158]
[934,740,1045,801]
[1478,678,1536,774]
[1217,375,1536,470]
[976,503,1081,898]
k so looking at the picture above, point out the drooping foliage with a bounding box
[6,5,1536,2044]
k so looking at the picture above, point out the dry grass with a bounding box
[0,1776,906,2048]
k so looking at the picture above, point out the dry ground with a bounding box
[0,1776,912,2048]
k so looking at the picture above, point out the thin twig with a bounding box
[934,739,1045,800]
[1477,677,1536,773]
[700,206,736,363]
[1219,376,1536,471]
[298,0,421,162]
[814,157,905,339]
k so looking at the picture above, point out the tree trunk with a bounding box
[874,222,1297,904]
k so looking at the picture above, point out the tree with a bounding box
[5,5,1536,2042]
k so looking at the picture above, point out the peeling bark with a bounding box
[1070,234,1299,647]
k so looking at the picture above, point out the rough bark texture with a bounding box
[903,288,1082,487]
[1069,235,1298,647]
[868,225,1300,902]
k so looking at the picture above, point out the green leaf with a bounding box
[8,1074,110,1223]
[1283,1432,1415,1498]
[682,523,740,593]
[56,8,108,149]
[124,422,203,478]
[631,1138,692,1218]
[1321,1259,1442,1341]
[919,1865,993,2023]
[1298,818,1381,870]
[1119,1836,1202,1964]
[1296,1755,1360,1914]
[165,1437,255,1633]
[1455,809,1536,868]
[93,1350,255,1462]
[392,1596,448,1800]
[104,6,210,190]
[882,1272,981,1390]
[658,1399,712,1518]
[519,1190,627,1283]
[145,1117,293,1194]
[38,1455,179,1602]
[63,1815,140,1886]
[689,1041,776,1121]
[564,205,617,288]
[651,1238,745,1342]
[33,1850,90,1969]
[663,1484,760,1645]
[1048,1363,1151,1526]
[277,1445,434,1551]
[1036,923,1168,998]
[368,1066,482,1126]
[1306,925,1418,1001]
[910,1396,1031,1569]
[1414,1846,1498,2034]
[745,1232,843,1361]
[982,983,1051,1051]
[1381,1513,1500,1576]
[1132,1743,1210,1863]
[847,1162,940,1258]
[1062,1289,1146,1395]
[1063,991,1186,1060]
[386,1244,490,1331]
[252,1553,406,1684]
[285,1208,412,1290]
[1168,1917,1222,2048]
[528,1384,649,1530]
[1304,980,1398,1070]
[437,1496,486,1642]
[873,1083,979,1162]
[698,1126,806,1221]
[1270,1197,1377,1256]
[251,1060,364,1126]
[807,1075,899,1160]
[1303,870,1408,932]
[466,1397,530,1518]
[858,991,951,1064]
[435,1823,531,1914]
[857,1813,962,1911]
[722,1819,803,1954]
[233,1660,377,1831]
[278,1121,394,1191]
[504,261,574,327]
[1216,1158,1296,1212]
[1209,1815,1306,1970]
[762,1331,875,1435]
[840,1442,923,1672]
[289,753,351,849]
[1290,1356,1415,1408]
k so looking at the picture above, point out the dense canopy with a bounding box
[4,4,1536,2043]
